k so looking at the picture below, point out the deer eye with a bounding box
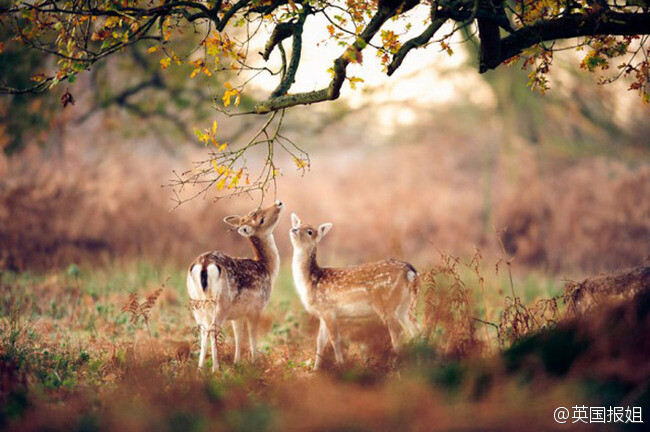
[307,229,313,236]
[260,217,265,225]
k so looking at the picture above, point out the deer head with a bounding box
[289,213,332,255]
[224,200,284,238]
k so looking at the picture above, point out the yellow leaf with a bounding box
[147,46,159,54]
[160,57,171,69]
[218,143,227,151]
[212,119,218,135]
[31,73,46,82]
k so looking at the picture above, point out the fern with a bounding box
[121,288,162,335]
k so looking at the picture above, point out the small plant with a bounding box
[494,233,563,347]
[421,251,482,359]
[121,288,162,335]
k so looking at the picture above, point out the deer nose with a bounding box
[275,200,283,208]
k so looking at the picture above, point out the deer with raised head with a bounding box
[187,200,283,371]
[289,213,420,370]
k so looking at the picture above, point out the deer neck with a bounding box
[293,248,321,287]
[249,234,280,281]
[292,248,320,310]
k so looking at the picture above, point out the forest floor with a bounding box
[2,259,648,431]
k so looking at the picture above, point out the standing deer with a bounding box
[289,213,420,370]
[187,200,283,371]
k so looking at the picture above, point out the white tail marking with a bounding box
[407,270,417,283]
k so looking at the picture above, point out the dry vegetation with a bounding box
[1,251,648,430]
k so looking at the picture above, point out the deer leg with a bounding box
[193,308,208,370]
[232,319,245,363]
[385,314,405,352]
[246,312,261,362]
[198,324,208,369]
[323,316,344,364]
[209,309,228,372]
[314,318,330,371]
[397,301,420,338]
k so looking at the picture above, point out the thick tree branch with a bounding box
[262,22,296,61]
[269,6,310,98]
[481,11,650,72]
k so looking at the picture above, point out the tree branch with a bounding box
[481,11,650,72]
[269,6,309,98]
[255,1,410,113]
[387,11,447,76]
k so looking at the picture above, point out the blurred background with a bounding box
[1,28,649,279]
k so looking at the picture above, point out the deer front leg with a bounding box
[314,318,330,371]
[246,312,260,362]
[232,319,245,363]
[323,315,344,365]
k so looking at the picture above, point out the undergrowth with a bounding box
[0,257,647,431]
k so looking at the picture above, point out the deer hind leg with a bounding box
[246,311,260,362]
[397,299,420,338]
[371,296,405,352]
[314,318,330,371]
[209,308,229,372]
[232,319,245,363]
[192,309,209,369]
[198,322,208,369]
[322,315,344,365]
[385,313,405,352]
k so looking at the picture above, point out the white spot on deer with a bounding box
[407,270,416,283]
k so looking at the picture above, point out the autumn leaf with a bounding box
[91,30,110,41]
[31,73,47,82]
[159,57,171,69]
[348,76,364,90]
[61,89,75,108]
[222,82,240,107]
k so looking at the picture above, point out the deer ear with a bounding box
[238,225,253,237]
[224,215,242,227]
[291,213,301,229]
[317,223,333,240]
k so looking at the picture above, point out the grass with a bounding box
[0,258,647,430]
